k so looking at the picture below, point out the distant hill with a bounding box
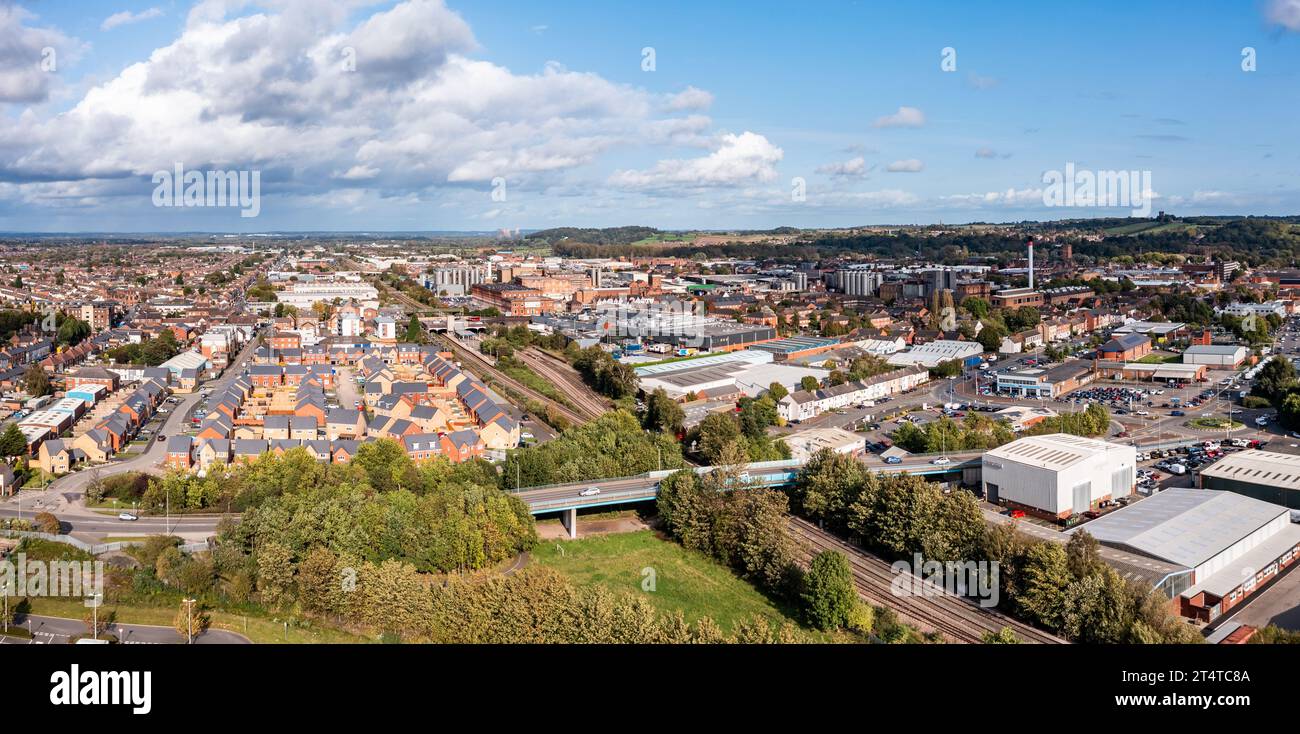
[524,226,663,246]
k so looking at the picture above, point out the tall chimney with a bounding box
[1027,240,1034,290]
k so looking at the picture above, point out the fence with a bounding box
[0,529,210,556]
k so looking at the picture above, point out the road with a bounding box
[2,614,250,644]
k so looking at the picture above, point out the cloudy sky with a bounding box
[2,0,1300,232]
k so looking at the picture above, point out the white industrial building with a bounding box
[1075,488,1300,621]
[1181,344,1248,369]
[886,339,983,368]
[981,434,1136,518]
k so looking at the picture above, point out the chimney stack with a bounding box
[1027,239,1035,290]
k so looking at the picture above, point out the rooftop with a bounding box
[984,433,1128,471]
[1071,487,1290,569]
[1199,449,1300,493]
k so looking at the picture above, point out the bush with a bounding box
[1242,395,1271,410]
[33,512,61,535]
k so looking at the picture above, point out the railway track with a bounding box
[516,348,610,420]
[435,335,590,426]
[787,516,1067,645]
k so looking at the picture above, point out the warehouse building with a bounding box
[981,434,1136,519]
[1182,344,1248,369]
[886,339,983,368]
[1074,487,1300,622]
[1199,449,1300,510]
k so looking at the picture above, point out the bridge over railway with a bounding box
[513,454,984,537]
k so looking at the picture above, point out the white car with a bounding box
[118,512,138,521]
[578,487,601,497]
[931,457,952,466]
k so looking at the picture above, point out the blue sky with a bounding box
[2,0,1300,232]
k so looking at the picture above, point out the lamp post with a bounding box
[182,597,196,644]
[87,593,103,641]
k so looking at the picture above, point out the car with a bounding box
[156,434,165,441]
[578,487,601,497]
[1171,410,1185,417]
[118,512,138,521]
[884,456,903,464]
[931,457,951,465]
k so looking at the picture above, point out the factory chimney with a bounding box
[1027,239,1034,290]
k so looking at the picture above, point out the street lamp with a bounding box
[182,597,196,645]
[2,581,8,634]
[87,593,103,641]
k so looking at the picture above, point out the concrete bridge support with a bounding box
[559,507,578,539]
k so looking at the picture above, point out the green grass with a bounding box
[1188,417,1244,430]
[532,530,817,637]
[1136,353,1181,364]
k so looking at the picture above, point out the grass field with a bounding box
[532,530,818,637]
[1136,353,1181,364]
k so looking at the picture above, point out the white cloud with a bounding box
[0,0,728,214]
[609,131,784,189]
[666,86,714,111]
[886,158,924,172]
[1265,0,1300,30]
[102,7,164,31]
[816,156,868,177]
[975,147,997,159]
[0,6,77,104]
[966,72,998,90]
[873,106,925,128]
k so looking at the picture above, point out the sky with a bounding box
[2,0,1300,233]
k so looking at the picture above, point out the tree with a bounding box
[1253,357,1296,404]
[799,375,820,392]
[174,600,210,641]
[802,550,856,631]
[982,627,1020,644]
[642,388,685,435]
[82,605,114,638]
[34,512,60,535]
[56,318,91,347]
[693,413,743,464]
[767,382,788,402]
[23,365,51,397]
[403,315,426,344]
[0,422,26,459]
[256,542,296,609]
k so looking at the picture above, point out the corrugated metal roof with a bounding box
[1071,488,1288,569]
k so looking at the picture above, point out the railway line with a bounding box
[787,516,1067,645]
[435,334,590,427]
[516,348,610,420]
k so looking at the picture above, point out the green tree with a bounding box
[0,422,26,458]
[23,365,51,397]
[802,550,856,631]
[799,375,820,392]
